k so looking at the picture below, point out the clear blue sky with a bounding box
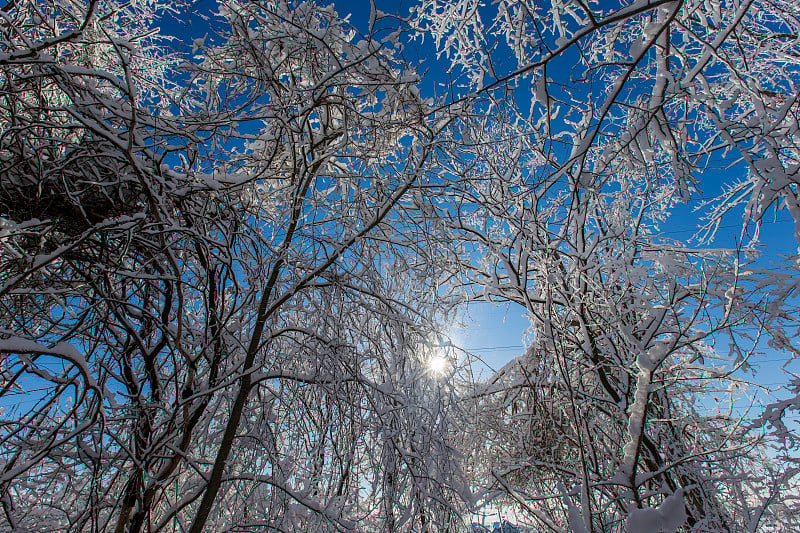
[165,0,799,389]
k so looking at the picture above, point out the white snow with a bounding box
[626,489,687,533]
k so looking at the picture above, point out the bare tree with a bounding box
[428,108,762,530]
[0,1,469,531]
[411,0,800,530]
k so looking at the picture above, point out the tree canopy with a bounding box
[0,0,799,531]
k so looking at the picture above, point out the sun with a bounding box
[427,352,450,375]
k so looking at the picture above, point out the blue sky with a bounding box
[162,0,800,392]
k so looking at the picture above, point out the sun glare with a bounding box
[428,353,450,375]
